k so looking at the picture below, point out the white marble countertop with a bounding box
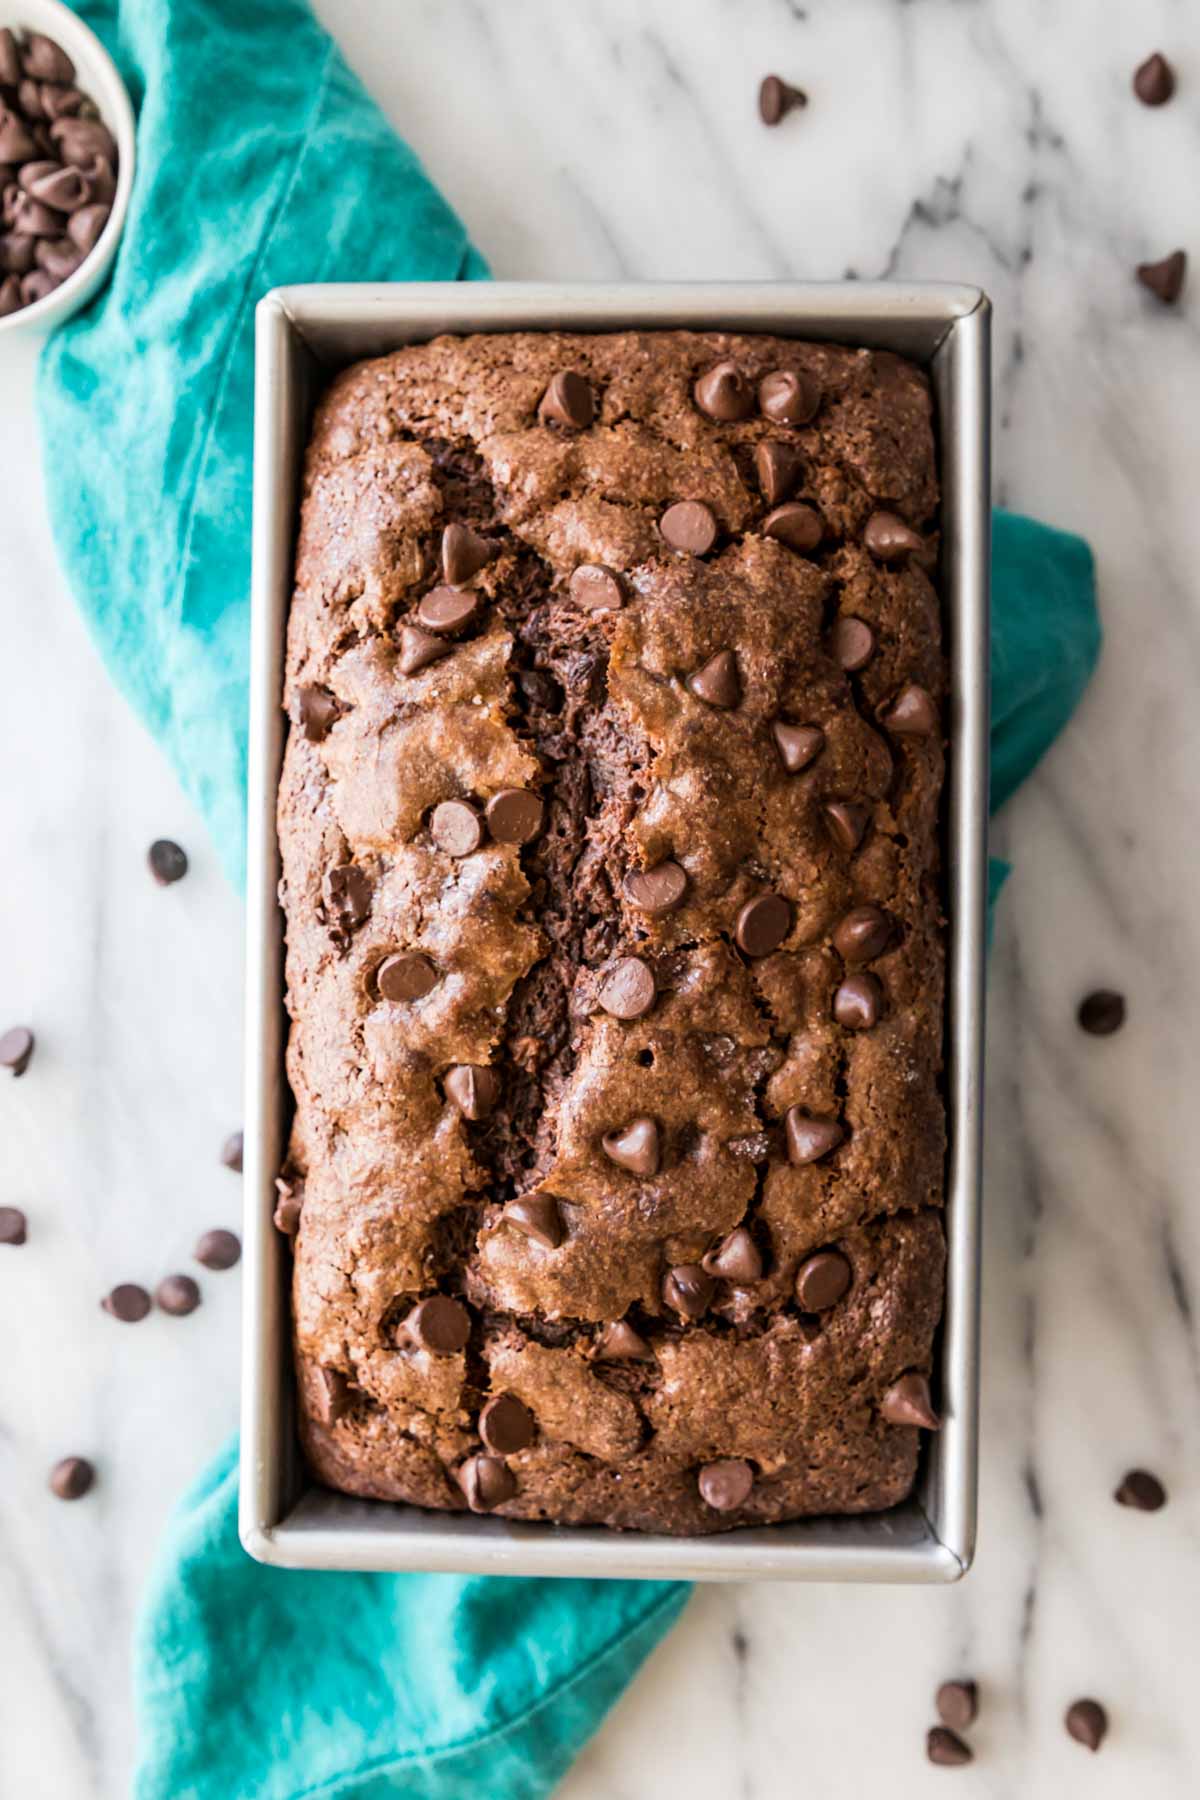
[2,1,1198,1795]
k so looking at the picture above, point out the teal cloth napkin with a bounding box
[34,4,1100,1798]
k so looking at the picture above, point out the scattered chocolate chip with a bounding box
[323,863,372,939]
[598,956,656,1020]
[687,648,740,709]
[698,1458,754,1511]
[936,1680,978,1732]
[693,358,754,422]
[405,1294,471,1354]
[195,1228,241,1271]
[863,510,924,561]
[830,614,877,671]
[755,439,804,507]
[311,1365,350,1427]
[1078,989,1125,1036]
[156,1273,201,1317]
[1065,1699,1108,1752]
[785,1110,845,1165]
[771,720,824,774]
[538,369,594,430]
[458,1452,517,1512]
[1133,52,1175,106]
[794,1250,851,1311]
[660,498,718,556]
[296,684,340,742]
[273,1177,304,1236]
[1114,1468,1166,1511]
[881,1371,940,1429]
[882,683,937,737]
[702,1226,763,1284]
[663,1263,716,1320]
[102,1283,152,1323]
[823,801,871,852]
[0,1206,28,1245]
[23,33,75,83]
[49,1455,95,1500]
[502,1194,565,1249]
[479,1392,535,1455]
[594,1319,655,1362]
[1137,250,1186,303]
[485,788,544,845]
[444,1064,502,1121]
[833,971,883,1030]
[569,564,623,612]
[759,368,820,426]
[398,624,454,676]
[147,839,188,886]
[377,951,438,1002]
[430,798,485,857]
[601,1116,661,1177]
[623,860,687,917]
[0,1025,34,1076]
[735,893,791,958]
[762,501,823,553]
[758,73,807,126]
[220,1130,244,1173]
[417,585,483,635]
[833,904,893,964]
[926,1727,973,1768]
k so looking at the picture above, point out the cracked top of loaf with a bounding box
[278,329,946,1535]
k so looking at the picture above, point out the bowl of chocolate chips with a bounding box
[0,0,134,333]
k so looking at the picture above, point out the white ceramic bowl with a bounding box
[0,0,135,336]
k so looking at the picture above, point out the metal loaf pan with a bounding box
[242,282,990,1582]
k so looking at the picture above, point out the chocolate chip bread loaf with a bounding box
[278,329,946,1535]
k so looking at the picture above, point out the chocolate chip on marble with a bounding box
[417,585,483,636]
[830,614,877,672]
[823,801,871,853]
[441,520,493,587]
[687,648,740,709]
[1133,52,1175,106]
[759,368,820,426]
[758,73,807,126]
[1137,249,1187,303]
[101,1282,152,1323]
[323,863,372,939]
[49,1455,95,1500]
[377,952,438,1002]
[663,1264,716,1321]
[771,719,824,774]
[784,1110,845,1165]
[1114,1468,1167,1511]
[312,1366,350,1427]
[220,1131,243,1173]
[0,1206,28,1244]
[502,1194,565,1249]
[794,1250,851,1311]
[660,498,718,557]
[156,1273,201,1317]
[538,369,594,430]
[458,1453,517,1513]
[22,33,75,83]
[444,1064,502,1121]
[926,1727,973,1768]
[833,971,884,1030]
[0,28,19,85]
[273,1177,304,1236]
[1077,989,1125,1036]
[881,1371,940,1429]
[430,798,485,857]
[569,564,624,613]
[67,201,110,255]
[735,893,791,958]
[601,1116,661,1177]
[863,510,924,561]
[693,358,754,422]
[882,683,937,737]
[485,788,544,845]
[479,1392,536,1456]
[0,1025,35,1076]
[623,860,687,917]
[147,838,188,885]
[405,1295,471,1354]
[833,904,893,964]
[598,956,657,1020]
[698,1459,754,1511]
[398,623,454,676]
[296,683,340,742]
[593,1319,655,1362]
[701,1226,763,1284]
[1065,1699,1108,1752]
[936,1680,978,1732]
[195,1228,241,1271]
[762,501,823,554]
